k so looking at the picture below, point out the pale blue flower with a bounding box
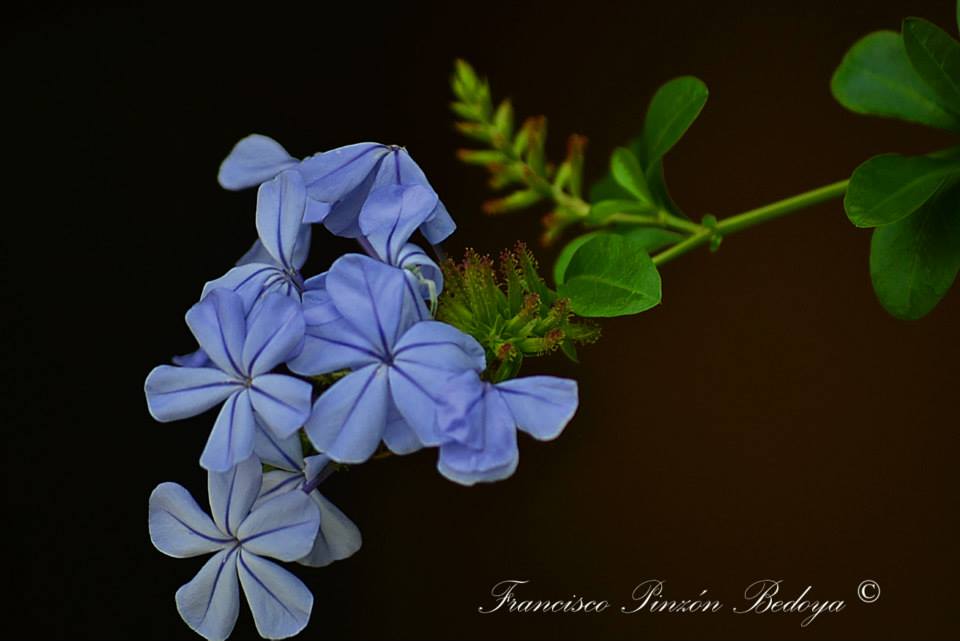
[253,426,362,567]
[288,254,485,463]
[145,289,310,472]
[217,135,455,244]
[149,456,320,641]
[435,371,579,485]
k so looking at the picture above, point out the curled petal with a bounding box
[238,550,314,640]
[145,366,240,422]
[172,348,211,368]
[238,490,320,562]
[298,493,363,567]
[304,364,389,463]
[208,454,262,537]
[358,185,438,264]
[396,149,456,243]
[175,547,241,641]
[496,376,579,441]
[200,390,257,473]
[249,374,312,438]
[242,293,305,377]
[186,289,248,378]
[397,243,444,299]
[201,264,291,316]
[149,483,231,558]
[256,170,308,270]
[218,134,297,190]
[298,142,392,225]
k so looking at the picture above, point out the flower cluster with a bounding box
[145,135,581,640]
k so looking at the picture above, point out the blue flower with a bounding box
[217,135,455,245]
[435,371,579,485]
[149,456,320,641]
[288,254,485,463]
[145,289,311,472]
[253,426,363,567]
[202,170,316,314]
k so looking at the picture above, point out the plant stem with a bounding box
[652,179,849,266]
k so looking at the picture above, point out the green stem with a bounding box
[651,179,849,266]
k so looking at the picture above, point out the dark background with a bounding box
[6,1,959,639]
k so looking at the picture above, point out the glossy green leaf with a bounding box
[636,76,709,167]
[831,31,960,132]
[554,232,602,286]
[870,182,960,319]
[845,153,960,227]
[645,159,688,218]
[553,227,682,286]
[610,147,653,203]
[558,234,662,317]
[902,18,960,114]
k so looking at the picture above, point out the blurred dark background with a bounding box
[6,1,959,639]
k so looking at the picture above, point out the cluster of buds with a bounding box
[438,242,599,381]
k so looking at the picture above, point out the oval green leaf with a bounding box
[845,153,960,227]
[831,30,960,132]
[870,182,960,319]
[902,18,960,115]
[553,228,682,286]
[558,234,662,317]
[637,76,709,167]
[610,147,652,203]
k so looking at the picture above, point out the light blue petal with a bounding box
[386,364,443,446]
[208,453,262,536]
[256,170,308,270]
[172,348,212,368]
[358,184,438,264]
[242,293,305,377]
[397,244,444,298]
[289,224,312,271]
[302,455,330,482]
[249,374,312,438]
[218,134,297,190]
[325,254,425,353]
[145,366,240,422]
[382,406,424,455]
[253,420,303,472]
[437,447,518,486]
[186,289,248,378]
[303,198,331,225]
[200,390,258,473]
[304,364,389,463]
[238,490,320,561]
[393,321,486,372]
[496,376,579,441]
[175,547,241,641]
[298,142,391,227]
[434,370,486,449]
[149,482,231,558]
[287,316,380,376]
[235,240,276,268]
[298,493,363,567]
[253,470,304,510]
[201,263,289,315]
[396,149,456,243]
[237,227,311,270]
[238,551,313,640]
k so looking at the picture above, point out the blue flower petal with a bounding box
[238,490,320,561]
[238,550,314,640]
[358,185,438,264]
[496,376,579,441]
[397,243,444,298]
[253,470,304,510]
[218,134,297,191]
[186,289,248,378]
[249,374,312,438]
[395,149,455,243]
[208,453,262,537]
[200,390,258,472]
[256,170,308,270]
[172,348,212,368]
[298,493,363,568]
[304,364,389,463]
[202,264,290,315]
[242,293,305,377]
[175,546,241,641]
[149,482,232,558]
[325,254,426,354]
[288,315,380,376]
[393,321,486,372]
[253,420,303,472]
[298,142,391,223]
[382,406,424,455]
[145,366,241,422]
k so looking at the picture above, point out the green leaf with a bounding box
[636,76,709,167]
[587,199,657,225]
[554,232,602,285]
[902,18,960,114]
[645,159,688,218]
[831,31,960,132]
[610,147,653,203]
[588,173,631,202]
[845,153,960,227]
[870,182,960,319]
[558,234,662,317]
[553,227,681,286]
